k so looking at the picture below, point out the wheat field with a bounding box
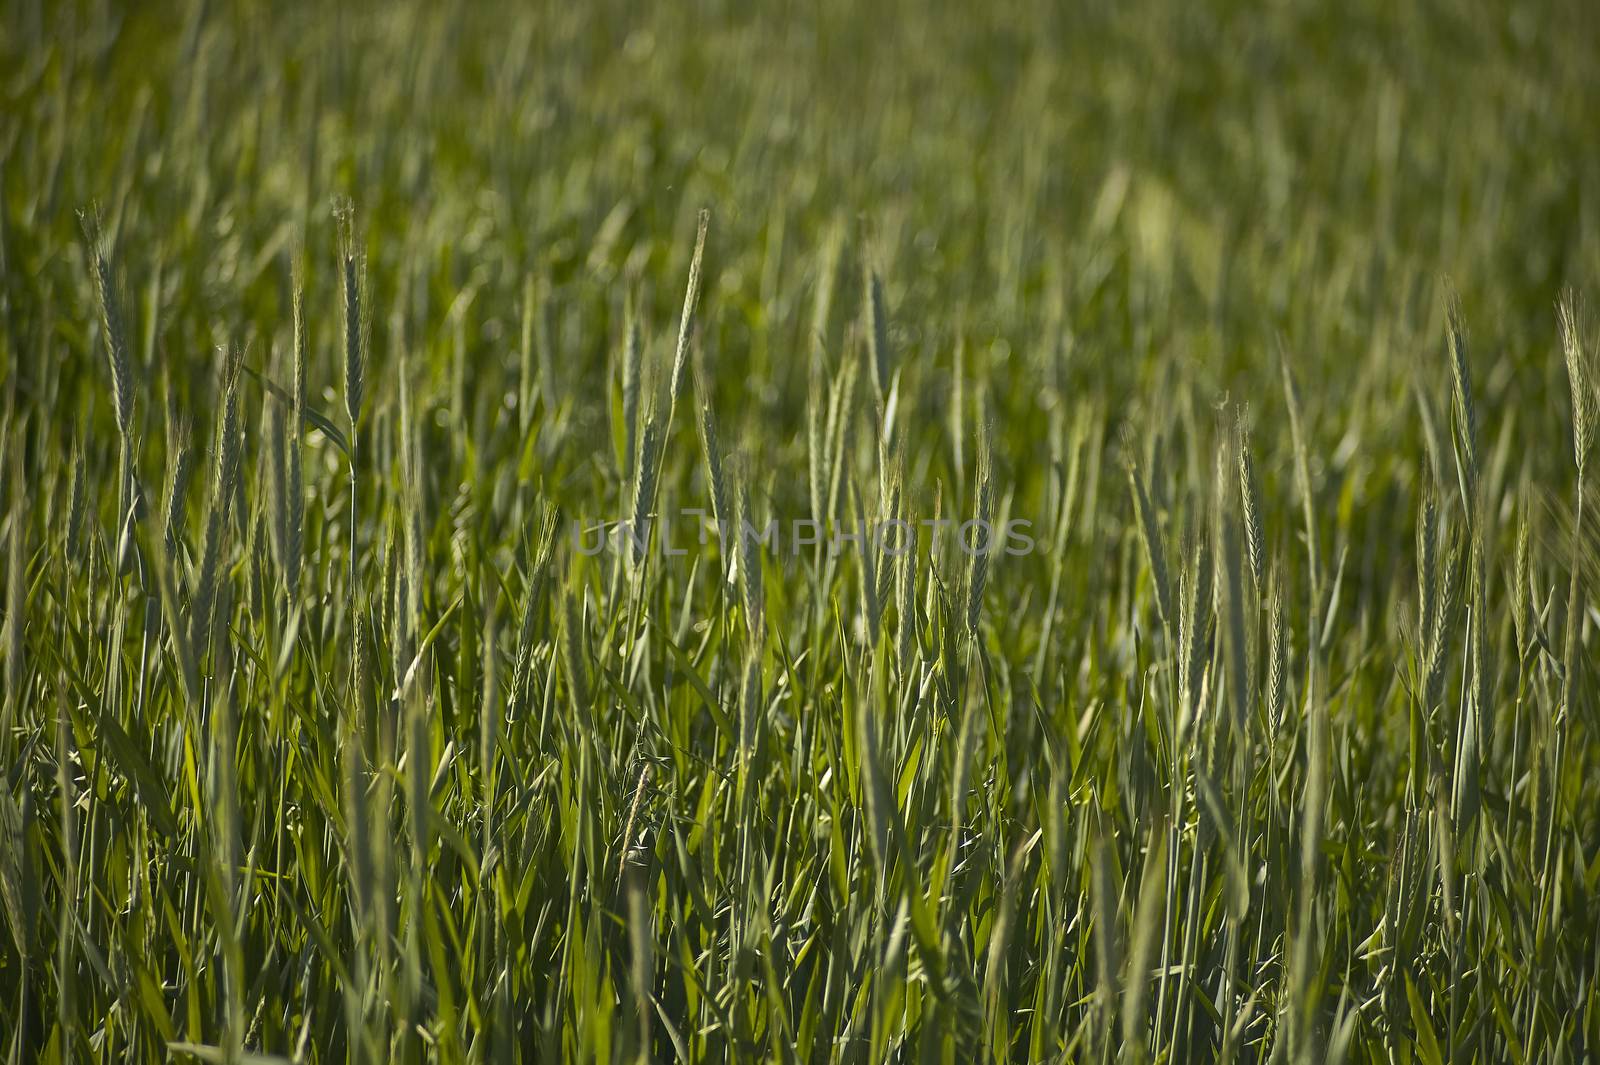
[1,1,1599,1061]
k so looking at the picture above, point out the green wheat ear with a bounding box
[629,406,663,566]
[1265,569,1287,742]
[190,344,246,656]
[337,205,367,436]
[691,356,730,546]
[1125,434,1173,635]
[80,207,135,442]
[1236,410,1265,593]
[1444,291,1482,524]
[64,440,86,563]
[81,206,142,575]
[1559,291,1594,479]
[668,208,710,416]
[864,263,892,401]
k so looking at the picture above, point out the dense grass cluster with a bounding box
[2,1,1599,1061]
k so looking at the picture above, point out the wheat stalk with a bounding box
[965,424,993,637]
[284,255,307,596]
[561,590,591,726]
[64,441,85,564]
[621,294,643,487]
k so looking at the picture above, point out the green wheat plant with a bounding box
[0,2,1598,1063]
